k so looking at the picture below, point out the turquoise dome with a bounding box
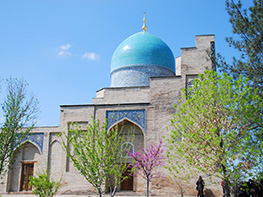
[111,32,175,73]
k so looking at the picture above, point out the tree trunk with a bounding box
[224,180,230,197]
[97,188,103,197]
[220,139,230,197]
[222,164,230,197]
[111,186,117,197]
[146,177,149,197]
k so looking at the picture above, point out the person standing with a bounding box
[196,176,204,197]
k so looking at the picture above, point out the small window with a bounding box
[121,142,134,157]
[186,75,199,98]
[187,80,195,98]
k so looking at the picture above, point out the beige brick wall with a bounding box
[93,86,150,105]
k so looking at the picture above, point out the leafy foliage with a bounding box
[59,118,134,197]
[167,70,263,184]
[29,172,61,197]
[217,0,263,95]
[128,141,165,197]
[0,78,38,181]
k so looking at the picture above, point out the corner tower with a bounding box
[110,16,175,87]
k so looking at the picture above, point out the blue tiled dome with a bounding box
[111,32,175,87]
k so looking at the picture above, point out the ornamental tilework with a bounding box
[111,66,174,87]
[106,110,146,131]
[210,41,215,57]
[15,133,44,154]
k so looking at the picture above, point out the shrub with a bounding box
[29,172,61,197]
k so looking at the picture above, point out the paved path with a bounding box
[1,191,196,197]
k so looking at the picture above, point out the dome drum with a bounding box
[111,65,174,87]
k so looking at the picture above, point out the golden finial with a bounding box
[142,12,147,32]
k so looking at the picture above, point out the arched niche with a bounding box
[48,140,62,182]
[109,118,144,153]
[13,140,42,160]
[7,141,41,192]
[109,119,144,192]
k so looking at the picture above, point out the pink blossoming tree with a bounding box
[128,141,165,197]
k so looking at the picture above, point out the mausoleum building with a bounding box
[0,19,222,196]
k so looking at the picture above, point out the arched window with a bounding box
[187,79,195,97]
[121,142,134,157]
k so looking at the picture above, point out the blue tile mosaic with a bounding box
[14,133,44,154]
[111,65,174,87]
[210,41,215,57]
[106,110,146,131]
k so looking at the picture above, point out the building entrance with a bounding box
[120,165,133,190]
[20,162,34,191]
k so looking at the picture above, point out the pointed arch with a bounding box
[108,117,145,136]
[48,139,62,182]
[13,140,42,156]
[106,110,146,132]
[8,141,41,192]
[13,133,44,154]
[107,118,144,192]
[50,139,61,146]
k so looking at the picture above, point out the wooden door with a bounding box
[120,165,133,190]
[20,162,34,191]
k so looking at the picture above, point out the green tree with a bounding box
[59,118,134,197]
[167,70,263,196]
[29,171,61,197]
[218,0,263,95]
[0,78,38,181]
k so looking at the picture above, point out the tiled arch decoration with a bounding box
[106,110,146,132]
[14,133,44,154]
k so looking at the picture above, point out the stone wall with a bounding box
[93,86,150,105]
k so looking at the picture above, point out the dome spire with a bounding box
[142,12,147,32]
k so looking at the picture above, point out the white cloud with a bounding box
[82,52,100,61]
[60,44,71,50]
[57,51,72,57]
[57,44,72,57]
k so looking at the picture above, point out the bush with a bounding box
[29,172,61,197]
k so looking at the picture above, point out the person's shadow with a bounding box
[204,188,216,197]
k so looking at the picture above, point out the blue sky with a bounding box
[0,0,252,126]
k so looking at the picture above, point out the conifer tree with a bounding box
[218,0,263,95]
